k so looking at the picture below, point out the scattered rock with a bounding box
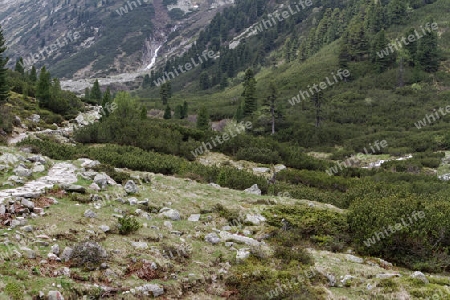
[84,209,97,218]
[219,231,261,247]
[209,183,220,188]
[131,242,148,250]
[244,184,261,195]
[134,283,164,297]
[252,167,270,173]
[29,114,40,123]
[341,275,356,286]
[411,271,429,284]
[89,183,101,191]
[236,248,250,262]
[20,247,36,259]
[21,198,35,210]
[188,214,200,222]
[346,254,364,264]
[47,253,60,261]
[124,180,138,194]
[14,165,32,177]
[163,221,173,230]
[63,184,86,194]
[60,247,73,262]
[128,197,138,205]
[326,273,336,287]
[32,163,46,173]
[99,225,110,233]
[159,208,181,221]
[274,164,287,172]
[245,214,266,225]
[22,225,33,232]
[52,244,60,255]
[47,291,64,300]
[205,233,221,244]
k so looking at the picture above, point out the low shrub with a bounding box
[118,215,141,235]
[71,242,108,270]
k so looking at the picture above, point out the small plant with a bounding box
[118,215,141,235]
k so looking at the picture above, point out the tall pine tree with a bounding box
[417,19,439,73]
[90,79,102,104]
[36,67,51,108]
[196,106,210,130]
[242,69,257,117]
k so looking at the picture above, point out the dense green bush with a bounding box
[236,147,282,164]
[264,205,350,252]
[118,216,141,235]
[348,194,450,272]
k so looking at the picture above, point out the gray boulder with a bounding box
[47,291,64,300]
[205,233,221,244]
[84,209,97,218]
[159,208,181,221]
[135,283,164,297]
[63,184,86,194]
[411,271,429,284]
[244,184,261,195]
[14,165,32,177]
[60,247,73,262]
[124,180,138,194]
[236,248,250,262]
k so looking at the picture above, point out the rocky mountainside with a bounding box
[0,0,233,81]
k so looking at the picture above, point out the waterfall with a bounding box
[145,44,162,70]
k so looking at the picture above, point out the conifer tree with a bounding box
[163,105,172,119]
[14,58,24,75]
[101,87,112,117]
[29,66,37,83]
[417,20,439,73]
[84,87,90,103]
[182,101,188,119]
[242,69,257,117]
[140,106,147,120]
[90,79,102,104]
[36,67,51,108]
[371,30,394,73]
[267,81,277,135]
[196,106,209,130]
[160,82,171,105]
